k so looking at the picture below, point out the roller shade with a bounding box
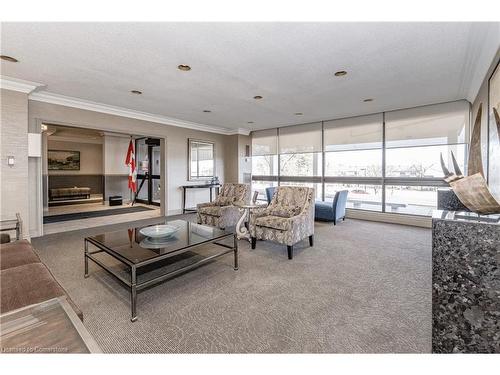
[324,114,383,151]
[278,122,322,154]
[252,129,278,156]
[385,100,469,148]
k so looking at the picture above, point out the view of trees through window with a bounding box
[251,101,470,216]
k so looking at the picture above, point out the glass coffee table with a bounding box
[84,219,238,322]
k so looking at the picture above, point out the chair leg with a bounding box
[333,219,336,225]
[251,237,256,249]
[287,245,293,260]
[309,235,314,247]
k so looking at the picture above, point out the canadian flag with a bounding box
[125,140,137,193]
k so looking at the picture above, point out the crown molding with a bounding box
[29,91,249,136]
[0,76,45,94]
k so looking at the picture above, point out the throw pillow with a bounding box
[269,205,301,218]
[216,196,235,206]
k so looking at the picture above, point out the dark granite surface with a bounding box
[437,189,470,212]
[432,210,500,353]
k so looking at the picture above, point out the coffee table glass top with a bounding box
[87,219,233,264]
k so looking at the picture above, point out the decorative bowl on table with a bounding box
[139,224,179,240]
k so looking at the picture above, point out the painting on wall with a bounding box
[488,60,500,198]
[48,150,81,170]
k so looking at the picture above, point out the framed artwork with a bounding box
[48,150,81,170]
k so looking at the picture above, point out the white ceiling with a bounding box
[1,22,499,133]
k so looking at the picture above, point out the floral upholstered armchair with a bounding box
[197,183,250,229]
[249,186,315,259]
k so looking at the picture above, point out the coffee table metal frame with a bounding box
[84,230,238,322]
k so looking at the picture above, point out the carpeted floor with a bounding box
[31,214,432,353]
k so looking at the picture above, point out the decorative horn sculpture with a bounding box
[467,103,484,177]
[450,151,463,178]
[440,103,500,215]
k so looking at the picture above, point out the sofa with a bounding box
[49,187,91,201]
[197,183,251,229]
[315,190,348,224]
[0,240,83,321]
[250,186,315,259]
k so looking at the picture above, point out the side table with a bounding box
[234,203,267,241]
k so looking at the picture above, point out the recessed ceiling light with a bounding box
[363,98,374,102]
[178,64,191,71]
[334,70,347,77]
[247,121,254,124]
[0,55,18,63]
[203,110,211,113]
[131,90,142,95]
[253,95,263,100]
[294,112,303,116]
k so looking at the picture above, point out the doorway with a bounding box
[135,137,161,206]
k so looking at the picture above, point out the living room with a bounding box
[0,2,499,374]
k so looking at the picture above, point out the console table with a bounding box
[181,183,221,214]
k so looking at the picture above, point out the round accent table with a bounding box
[234,203,267,241]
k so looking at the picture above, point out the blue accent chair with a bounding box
[314,190,348,225]
[265,187,277,204]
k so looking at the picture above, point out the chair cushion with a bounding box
[254,215,291,231]
[0,240,41,270]
[198,205,222,217]
[1,263,69,313]
[268,204,301,218]
[215,196,235,206]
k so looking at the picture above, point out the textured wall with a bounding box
[0,89,29,238]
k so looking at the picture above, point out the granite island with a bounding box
[432,210,500,353]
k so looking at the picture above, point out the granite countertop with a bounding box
[432,210,500,225]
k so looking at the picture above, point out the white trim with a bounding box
[0,76,44,94]
[29,91,250,136]
[345,209,432,228]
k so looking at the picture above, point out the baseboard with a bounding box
[345,209,432,228]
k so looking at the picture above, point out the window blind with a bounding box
[278,122,322,154]
[324,114,383,151]
[385,100,469,148]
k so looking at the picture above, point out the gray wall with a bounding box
[47,139,103,175]
[0,89,30,238]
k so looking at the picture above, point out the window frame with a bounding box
[188,138,216,181]
[250,100,470,217]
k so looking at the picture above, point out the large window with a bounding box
[251,100,470,217]
[384,101,469,215]
[189,139,215,180]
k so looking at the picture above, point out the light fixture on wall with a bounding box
[363,98,374,102]
[41,124,48,132]
[0,55,18,63]
[131,90,142,95]
[178,64,191,71]
[334,70,347,77]
[247,121,254,124]
[253,95,263,100]
[294,112,303,116]
[7,156,15,167]
[203,110,212,113]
